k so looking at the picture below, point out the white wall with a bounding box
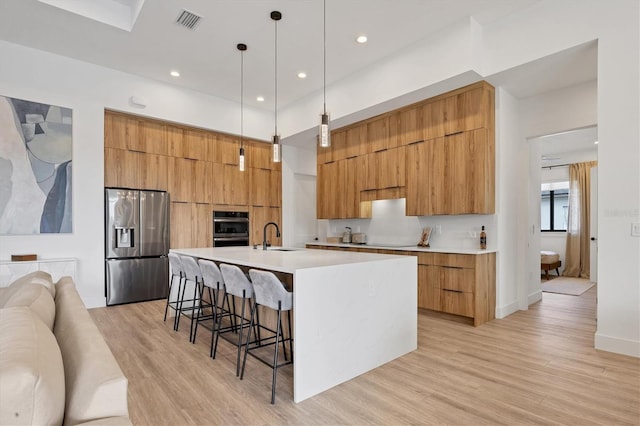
[0,41,273,308]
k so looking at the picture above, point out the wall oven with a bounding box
[213,211,249,247]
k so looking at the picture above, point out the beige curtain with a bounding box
[563,161,597,278]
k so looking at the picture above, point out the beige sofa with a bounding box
[0,271,131,426]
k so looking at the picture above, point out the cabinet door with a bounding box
[170,202,193,249]
[168,158,195,202]
[377,146,406,189]
[331,130,347,162]
[183,129,210,161]
[361,153,377,191]
[269,169,282,208]
[397,106,423,146]
[216,135,240,165]
[167,127,184,157]
[316,162,329,219]
[105,148,144,188]
[247,140,271,170]
[444,86,489,135]
[405,138,445,216]
[139,120,168,155]
[367,116,390,153]
[250,206,282,246]
[142,153,168,191]
[441,290,474,317]
[317,161,342,219]
[222,164,248,205]
[417,265,440,310]
[192,203,213,248]
[344,157,360,218]
[345,124,366,158]
[104,113,136,150]
[446,129,493,214]
[250,167,270,206]
[423,99,446,140]
[192,160,212,203]
[210,162,224,205]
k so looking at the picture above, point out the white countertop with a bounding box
[305,241,496,255]
[170,246,412,274]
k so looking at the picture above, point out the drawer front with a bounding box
[416,252,437,265]
[438,266,475,293]
[416,252,474,268]
[441,290,474,317]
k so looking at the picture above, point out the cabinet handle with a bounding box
[442,265,463,269]
[444,131,464,137]
[442,288,463,293]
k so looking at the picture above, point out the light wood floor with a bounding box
[90,286,640,425]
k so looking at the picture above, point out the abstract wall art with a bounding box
[0,95,73,234]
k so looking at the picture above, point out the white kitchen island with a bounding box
[170,246,417,403]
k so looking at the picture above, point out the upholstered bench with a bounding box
[541,250,561,280]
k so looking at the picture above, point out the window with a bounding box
[541,181,569,231]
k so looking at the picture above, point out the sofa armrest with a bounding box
[54,278,129,426]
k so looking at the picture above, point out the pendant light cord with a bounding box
[323,0,327,115]
[274,15,278,136]
[240,47,244,149]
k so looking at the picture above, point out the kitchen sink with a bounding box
[265,247,300,251]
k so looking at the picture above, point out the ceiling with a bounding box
[1,0,544,111]
[1,0,598,159]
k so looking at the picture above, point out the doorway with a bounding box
[529,126,598,302]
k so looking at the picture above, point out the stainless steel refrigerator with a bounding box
[105,188,169,306]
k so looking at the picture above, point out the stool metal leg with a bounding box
[163,273,176,322]
[174,276,186,331]
[191,279,205,343]
[271,301,283,404]
[189,277,201,342]
[239,300,257,381]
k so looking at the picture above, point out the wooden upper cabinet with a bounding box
[168,157,195,202]
[192,160,212,204]
[222,164,248,205]
[330,130,347,162]
[367,116,390,153]
[170,202,193,249]
[343,157,361,219]
[377,146,406,189]
[269,169,282,208]
[345,124,366,158]
[397,105,423,146]
[361,153,377,191]
[406,129,494,216]
[167,126,184,157]
[444,85,493,135]
[247,140,271,170]
[316,161,340,219]
[423,99,446,140]
[138,120,168,155]
[250,167,270,206]
[142,153,168,191]
[215,134,240,165]
[183,129,211,161]
[105,112,137,150]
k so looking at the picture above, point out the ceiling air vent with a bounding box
[175,9,202,30]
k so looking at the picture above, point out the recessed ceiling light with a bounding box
[356,35,368,44]
[594,140,599,144]
[257,96,265,102]
[297,72,307,79]
[170,70,180,77]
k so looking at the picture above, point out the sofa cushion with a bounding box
[0,282,56,330]
[54,277,129,426]
[8,271,56,298]
[0,306,65,426]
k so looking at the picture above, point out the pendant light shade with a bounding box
[271,10,282,163]
[237,43,247,171]
[318,0,331,148]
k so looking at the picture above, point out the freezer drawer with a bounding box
[106,257,168,305]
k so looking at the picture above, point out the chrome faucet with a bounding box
[263,222,281,250]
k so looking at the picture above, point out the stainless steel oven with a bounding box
[213,211,249,247]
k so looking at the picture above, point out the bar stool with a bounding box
[241,269,293,404]
[177,255,208,342]
[217,264,257,376]
[164,253,184,330]
[193,259,233,354]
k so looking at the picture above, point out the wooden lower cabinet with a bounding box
[417,252,495,326]
[306,244,496,326]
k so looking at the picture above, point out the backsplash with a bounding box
[317,198,496,249]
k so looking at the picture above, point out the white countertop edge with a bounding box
[305,242,497,255]
[170,247,415,274]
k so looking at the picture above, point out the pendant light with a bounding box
[271,10,282,163]
[318,0,331,148]
[237,43,247,171]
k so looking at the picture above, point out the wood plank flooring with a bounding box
[89,286,640,425]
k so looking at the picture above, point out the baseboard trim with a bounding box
[528,290,542,306]
[496,300,520,319]
[595,332,640,358]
